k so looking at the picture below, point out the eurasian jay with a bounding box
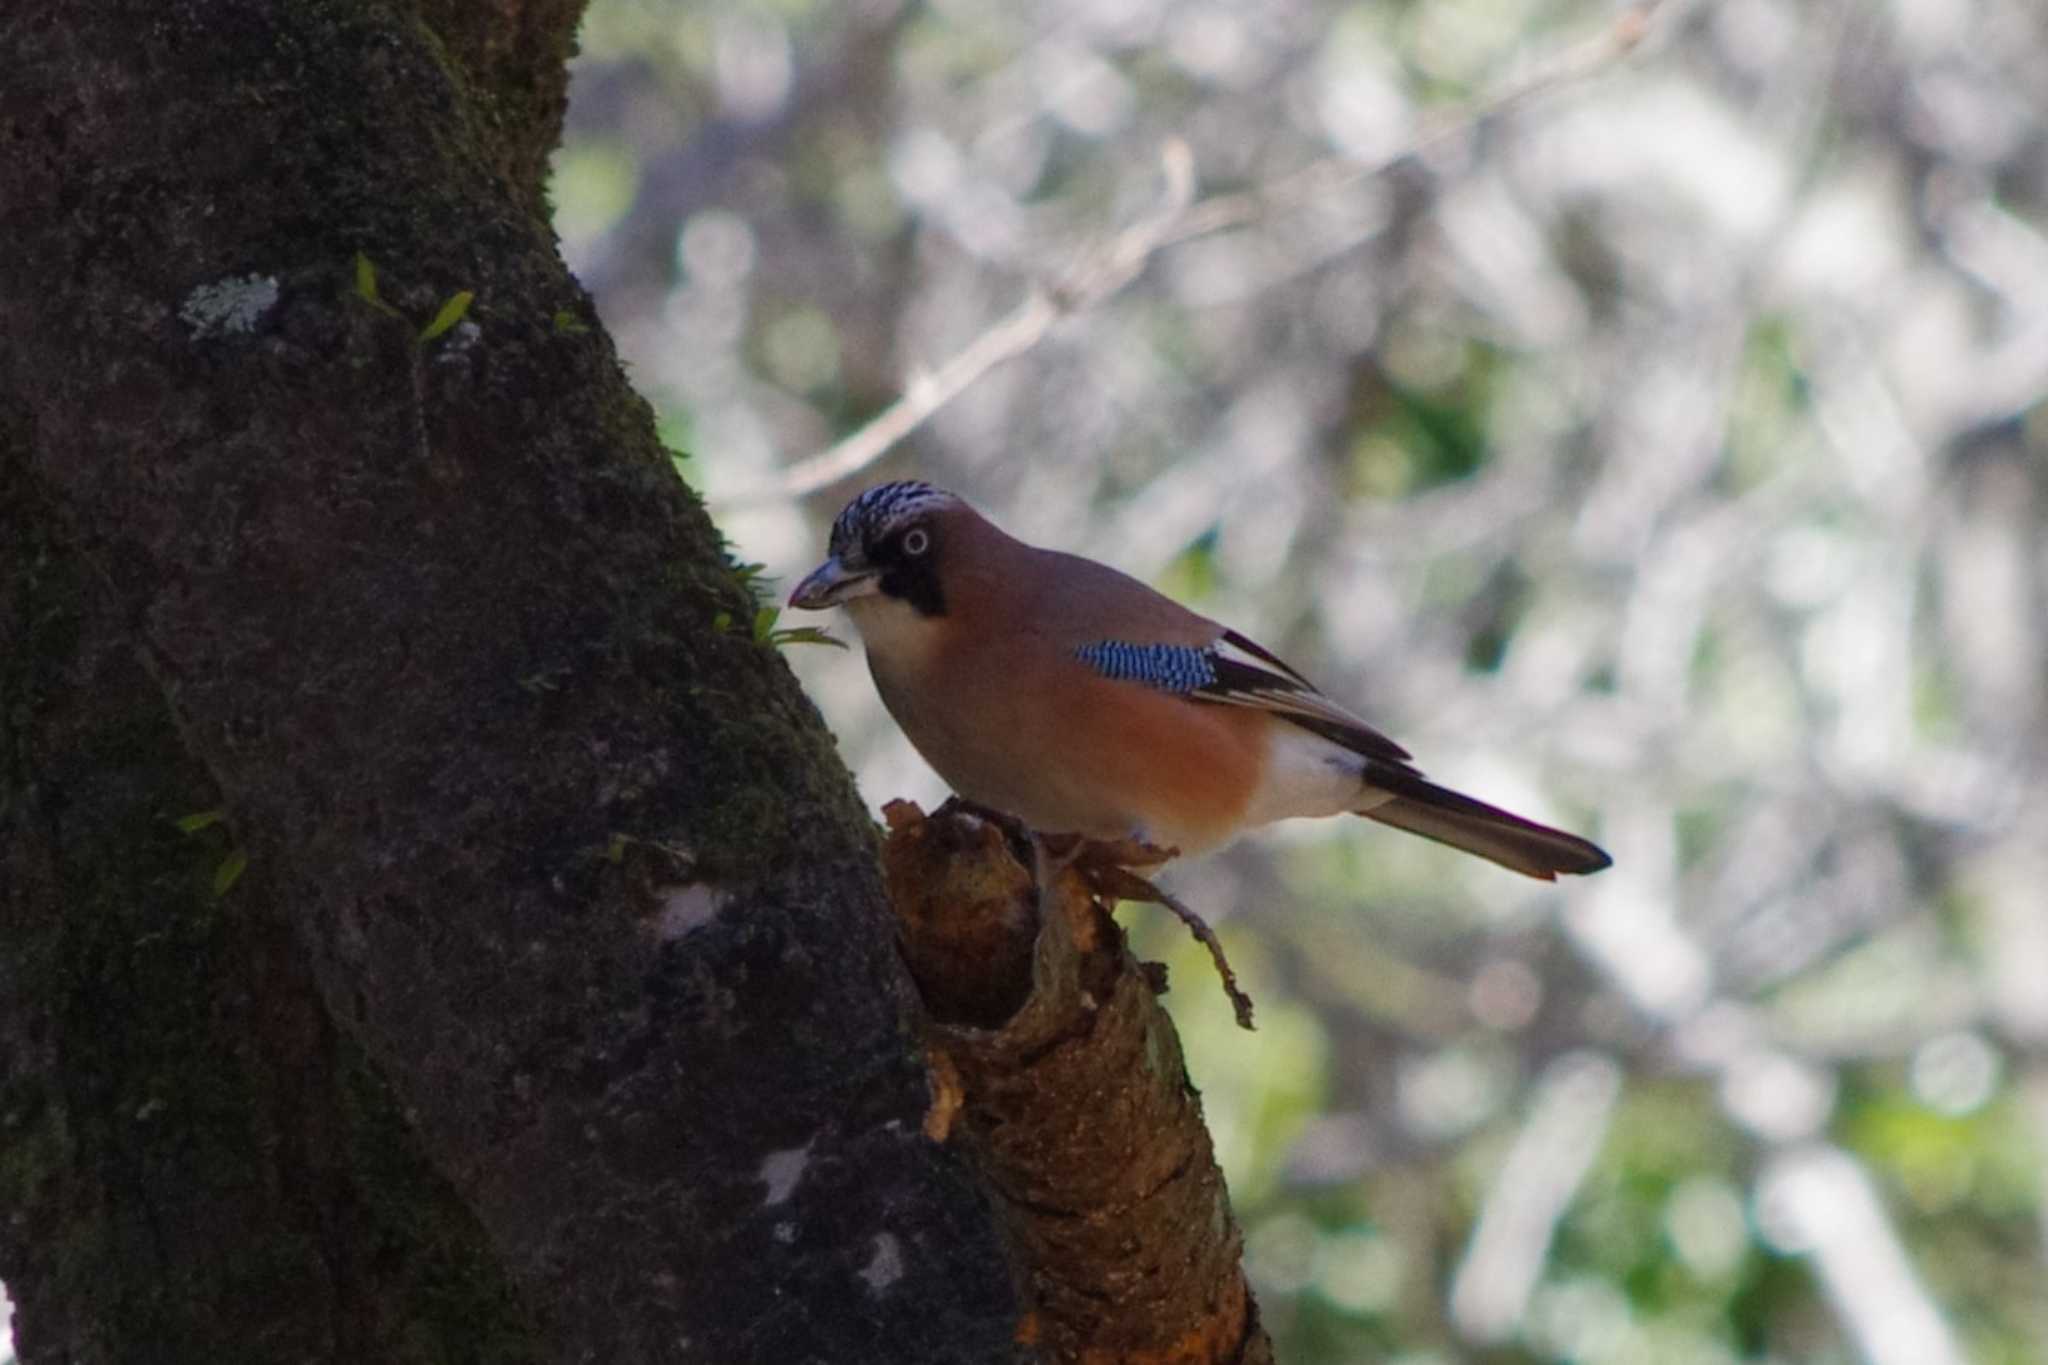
[790,481,1610,880]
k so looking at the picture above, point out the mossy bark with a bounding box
[0,3,1021,1362]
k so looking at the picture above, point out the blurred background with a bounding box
[557,0,2046,1361]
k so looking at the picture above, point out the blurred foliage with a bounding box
[556,0,2048,1360]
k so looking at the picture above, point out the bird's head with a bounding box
[789,480,961,620]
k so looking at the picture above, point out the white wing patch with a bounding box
[1210,631,1312,684]
[1198,631,1413,764]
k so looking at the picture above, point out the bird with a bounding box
[789,481,1610,880]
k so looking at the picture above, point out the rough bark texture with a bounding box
[0,4,1024,1362]
[883,802,1275,1365]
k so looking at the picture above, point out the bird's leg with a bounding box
[1072,841,1256,1032]
[1025,832,1087,1008]
[1033,830,1088,869]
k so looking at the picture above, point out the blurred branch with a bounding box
[754,293,1055,502]
[1759,1147,1971,1365]
[735,139,1195,503]
[1158,0,1671,250]
[730,0,1679,506]
[1450,1053,1624,1344]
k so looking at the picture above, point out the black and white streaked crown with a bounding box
[829,480,957,558]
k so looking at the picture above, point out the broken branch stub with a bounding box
[880,799,1274,1365]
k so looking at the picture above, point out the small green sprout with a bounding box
[753,605,845,650]
[714,560,844,650]
[517,666,569,693]
[354,252,380,302]
[418,290,474,343]
[212,848,249,898]
[172,807,246,898]
[351,253,473,341]
[353,253,403,320]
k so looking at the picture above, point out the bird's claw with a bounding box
[1071,854,1256,1032]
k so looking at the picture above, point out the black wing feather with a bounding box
[1195,634,1414,765]
[1069,630,1414,765]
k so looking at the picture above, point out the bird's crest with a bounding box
[830,481,957,559]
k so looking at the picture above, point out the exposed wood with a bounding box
[884,800,1275,1365]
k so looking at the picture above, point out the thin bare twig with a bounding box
[757,291,1059,503]
[731,140,1195,504]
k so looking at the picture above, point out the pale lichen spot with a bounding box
[180,274,279,339]
[432,318,483,360]
[859,1232,904,1293]
[757,1141,812,1206]
[652,882,727,941]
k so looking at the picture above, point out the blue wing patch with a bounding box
[1077,632,1418,766]
[1072,641,1218,693]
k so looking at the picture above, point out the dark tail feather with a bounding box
[1356,775,1611,881]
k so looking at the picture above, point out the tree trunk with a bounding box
[0,3,1025,1361]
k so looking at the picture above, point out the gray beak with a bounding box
[788,556,879,610]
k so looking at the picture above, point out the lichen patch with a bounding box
[858,1232,903,1293]
[757,1141,812,1206]
[652,882,727,941]
[180,274,280,338]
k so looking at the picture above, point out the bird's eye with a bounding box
[902,528,930,556]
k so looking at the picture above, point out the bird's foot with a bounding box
[1071,833,1177,872]
[1070,851,1255,1032]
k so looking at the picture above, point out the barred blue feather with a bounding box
[1072,641,1219,693]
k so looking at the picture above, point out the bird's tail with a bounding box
[1355,773,1610,881]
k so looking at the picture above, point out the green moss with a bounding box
[2,450,539,1364]
[336,1037,546,1365]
